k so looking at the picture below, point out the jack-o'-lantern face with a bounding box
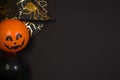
[4,33,25,50]
[0,19,29,54]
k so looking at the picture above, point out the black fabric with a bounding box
[0,0,53,38]
[0,0,52,21]
[0,0,18,21]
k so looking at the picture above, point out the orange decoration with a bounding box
[0,19,29,54]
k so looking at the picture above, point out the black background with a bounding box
[23,0,120,80]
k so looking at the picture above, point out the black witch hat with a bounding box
[0,0,54,37]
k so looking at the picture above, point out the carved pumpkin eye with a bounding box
[16,33,22,40]
[6,36,13,41]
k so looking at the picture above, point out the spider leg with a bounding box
[33,10,38,20]
[17,0,25,8]
[37,24,44,30]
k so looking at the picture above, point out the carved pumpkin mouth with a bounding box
[4,39,25,50]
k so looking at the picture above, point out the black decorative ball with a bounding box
[0,54,30,80]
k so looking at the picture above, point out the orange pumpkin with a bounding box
[0,19,29,54]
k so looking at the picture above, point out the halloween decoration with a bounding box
[0,0,54,80]
[0,54,30,80]
[24,21,44,37]
[0,19,29,54]
[0,0,54,37]
[0,0,52,21]
[16,0,51,20]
